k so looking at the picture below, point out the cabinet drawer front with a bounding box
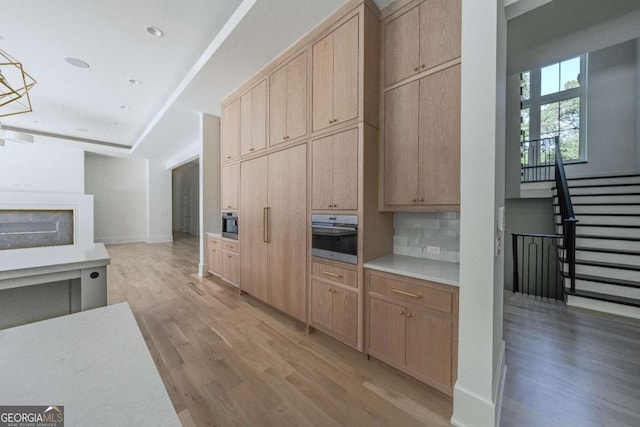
[207,237,221,247]
[222,240,239,253]
[369,274,452,315]
[312,261,357,288]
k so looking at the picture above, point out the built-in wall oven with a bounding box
[222,212,238,240]
[311,214,358,264]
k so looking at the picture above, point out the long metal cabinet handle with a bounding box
[322,271,342,278]
[263,207,271,243]
[390,288,422,299]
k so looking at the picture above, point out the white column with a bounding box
[199,113,221,276]
[452,1,507,426]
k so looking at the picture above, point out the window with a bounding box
[520,55,586,162]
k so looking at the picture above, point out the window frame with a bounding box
[520,55,588,163]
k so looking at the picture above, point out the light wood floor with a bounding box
[107,234,453,427]
[107,235,640,426]
[501,292,640,427]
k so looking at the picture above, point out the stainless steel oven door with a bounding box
[311,215,358,264]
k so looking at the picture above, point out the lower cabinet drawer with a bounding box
[311,260,357,288]
[368,273,453,315]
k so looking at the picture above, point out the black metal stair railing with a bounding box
[512,137,577,299]
[520,137,556,183]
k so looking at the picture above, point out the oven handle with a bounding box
[310,225,358,232]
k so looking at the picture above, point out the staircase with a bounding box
[554,173,640,319]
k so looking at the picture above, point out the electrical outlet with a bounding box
[426,246,441,255]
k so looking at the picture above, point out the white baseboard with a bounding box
[96,235,146,245]
[567,295,640,320]
[198,263,209,277]
[451,340,506,427]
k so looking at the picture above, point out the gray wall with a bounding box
[172,160,199,234]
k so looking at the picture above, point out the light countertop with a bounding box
[206,232,222,238]
[364,254,459,287]
[0,243,110,279]
[0,302,181,426]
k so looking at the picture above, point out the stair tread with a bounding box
[574,246,640,256]
[577,234,640,242]
[567,183,640,189]
[565,273,640,289]
[567,173,640,181]
[569,213,640,217]
[554,202,640,206]
[576,223,640,229]
[565,289,640,308]
[555,193,640,197]
[560,258,640,271]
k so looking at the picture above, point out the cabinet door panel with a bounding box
[222,251,239,285]
[221,99,240,161]
[383,81,420,206]
[420,0,461,70]
[332,15,359,125]
[312,135,334,210]
[312,33,334,132]
[269,66,287,145]
[418,65,460,205]
[267,145,307,321]
[209,247,221,276]
[385,6,420,86]
[286,52,308,140]
[240,90,253,156]
[332,128,358,210]
[251,80,267,152]
[368,297,405,366]
[310,279,332,330]
[332,287,357,343]
[240,157,268,301]
[405,309,453,388]
[221,163,239,210]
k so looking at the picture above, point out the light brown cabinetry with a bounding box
[366,269,458,396]
[240,80,267,156]
[311,127,358,210]
[221,163,239,211]
[221,239,239,286]
[384,0,461,87]
[221,99,240,162]
[382,64,460,210]
[269,52,307,145]
[207,236,222,276]
[240,144,307,321]
[310,258,358,347]
[312,15,359,132]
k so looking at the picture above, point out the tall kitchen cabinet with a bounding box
[240,144,307,321]
[379,0,461,211]
[269,52,307,146]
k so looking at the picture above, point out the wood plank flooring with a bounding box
[107,235,640,426]
[501,292,640,427]
[106,234,452,427]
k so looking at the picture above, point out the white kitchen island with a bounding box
[0,302,181,426]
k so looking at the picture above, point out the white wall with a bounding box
[0,142,84,193]
[85,153,147,244]
[147,160,173,243]
[171,160,199,234]
[452,0,506,426]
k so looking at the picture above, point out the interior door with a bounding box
[240,156,268,301]
[267,144,307,321]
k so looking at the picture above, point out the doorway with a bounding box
[172,159,199,237]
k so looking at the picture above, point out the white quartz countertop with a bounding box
[0,302,181,426]
[364,254,460,287]
[0,243,110,278]
[206,232,222,238]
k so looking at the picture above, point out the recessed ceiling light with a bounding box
[120,105,130,110]
[114,122,122,126]
[76,128,89,132]
[65,57,90,69]
[146,25,164,37]
[128,79,142,85]
[33,120,40,124]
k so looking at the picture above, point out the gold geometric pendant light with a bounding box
[0,48,37,118]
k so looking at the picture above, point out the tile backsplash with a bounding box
[393,212,460,263]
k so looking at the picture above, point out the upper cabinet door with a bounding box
[332,15,359,127]
[418,65,460,206]
[384,7,420,87]
[270,52,308,146]
[332,128,358,210]
[312,32,334,132]
[221,163,239,211]
[419,0,461,71]
[311,135,334,210]
[240,80,267,156]
[221,99,240,161]
[383,80,420,206]
[312,15,359,132]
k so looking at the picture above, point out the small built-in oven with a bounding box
[311,214,358,264]
[222,212,238,240]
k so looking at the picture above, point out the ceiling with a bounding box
[0,0,393,163]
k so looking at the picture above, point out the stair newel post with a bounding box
[512,233,519,293]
